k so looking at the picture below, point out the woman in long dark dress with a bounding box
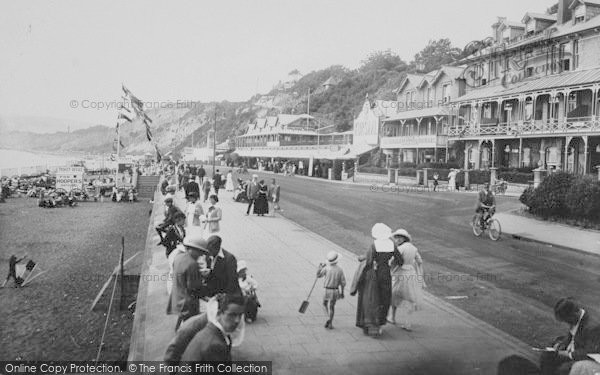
[352,223,400,336]
[253,180,269,216]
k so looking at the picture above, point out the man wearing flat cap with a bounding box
[167,231,210,331]
[205,235,241,297]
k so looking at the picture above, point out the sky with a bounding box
[0,0,554,129]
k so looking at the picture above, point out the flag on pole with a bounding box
[154,143,162,162]
[144,121,153,141]
[118,113,133,123]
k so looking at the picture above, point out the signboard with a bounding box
[56,167,84,191]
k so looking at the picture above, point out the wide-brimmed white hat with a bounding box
[371,223,392,240]
[374,238,394,253]
[326,251,340,265]
[391,228,412,242]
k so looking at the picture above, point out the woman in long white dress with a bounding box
[447,169,457,192]
[225,170,234,192]
[389,228,424,331]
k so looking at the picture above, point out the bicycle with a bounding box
[472,208,502,241]
[492,180,507,195]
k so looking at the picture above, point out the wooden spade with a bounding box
[299,276,319,313]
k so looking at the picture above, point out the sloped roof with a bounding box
[266,116,278,128]
[395,74,425,94]
[570,0,600,9]
[430,66,466,85]
[522,12,557,23]
[452,67,600,103]
[278,114,314,126]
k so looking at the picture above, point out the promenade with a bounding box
[129,186,536,374]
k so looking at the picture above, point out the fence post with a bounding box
[119,236,125,310]
[489,167,497,185]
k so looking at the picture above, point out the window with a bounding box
[559,42,571,72]
[526,67,534,77]
[410,91,415,107]
[574,15,585,24]
[573,40,579,70]
[568,92,577,113]
[442,84,450,103]
[427,87,432,106]
[489,60,498,79]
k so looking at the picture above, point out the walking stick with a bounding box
[299,276,319,313]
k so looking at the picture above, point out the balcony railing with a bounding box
[380,134,448,148]
[448,117,600,137]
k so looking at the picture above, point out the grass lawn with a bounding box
[0,196,151,360]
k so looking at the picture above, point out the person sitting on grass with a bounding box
[317,251,346,330]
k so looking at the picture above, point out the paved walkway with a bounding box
[130,187,537,374]
[495,211,600,255]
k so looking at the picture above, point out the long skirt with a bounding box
[254,195,269,215]
[355,268,385,334]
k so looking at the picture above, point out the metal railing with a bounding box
[448,117,599,137]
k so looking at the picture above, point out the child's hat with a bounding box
[237,260,248,273]
[326,251,339,265]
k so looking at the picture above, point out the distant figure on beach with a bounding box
[4,254,27,287]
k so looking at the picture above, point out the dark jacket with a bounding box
[206,249,241,297]
[184,181,200,199]
[246,182,260,200]
[558,312,600,361]
[180,322,231,363]
[164,313,208,365]
[167,252,205,318]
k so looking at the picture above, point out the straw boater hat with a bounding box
[326,251,340,265]
[391,228,412,242]
[371,223,394,253]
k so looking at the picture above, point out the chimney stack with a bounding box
[557,0,572,25]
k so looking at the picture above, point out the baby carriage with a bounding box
[233,178,249,203]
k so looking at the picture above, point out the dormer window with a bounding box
[574,15,585,24]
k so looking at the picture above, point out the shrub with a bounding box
[498,171,533,184]
[417,162,461,169]
[332,160,343,180]
[398,167,417,177]
[529,172,575,219]
[398,162,416,168]
[469,170,491,185]
[565,176,600,221]
[519,186,535,209]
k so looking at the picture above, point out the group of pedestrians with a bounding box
[350,223,425,336]
[156,167,262,365]
[244,174,281,217]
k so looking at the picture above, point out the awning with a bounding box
[384,106,449,122]
[452,67,600,104]
[234,144,376,160]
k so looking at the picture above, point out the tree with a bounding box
[412,39,462,73]
[289,69,301,76]
[359,50,407,73]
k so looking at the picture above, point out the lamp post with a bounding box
[213,105,217,175]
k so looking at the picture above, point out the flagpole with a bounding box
[115,120,120,186]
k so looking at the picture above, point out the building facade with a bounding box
[380,67,465,165]
[448,0,600,174]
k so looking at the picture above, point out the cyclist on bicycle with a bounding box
[476,182,496,229]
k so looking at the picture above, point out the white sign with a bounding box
[56,167,84,191]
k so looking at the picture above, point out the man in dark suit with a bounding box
[167,234,209,331]
[156,196,184,236]
[245,175,259,215]
[164,312,208,366]
[205,236,241,297]
[540,298,600,375]
[212,169,222,197]
[184,174,199,201]
[180,293,246,363]
[197,165,206,184]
